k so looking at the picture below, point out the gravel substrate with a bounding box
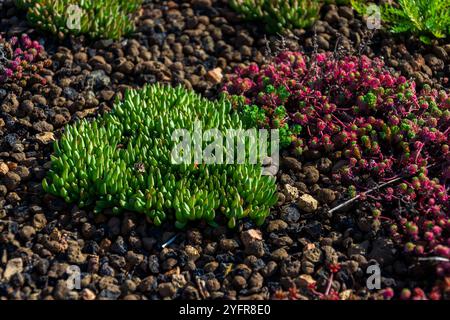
[0,0,448,300]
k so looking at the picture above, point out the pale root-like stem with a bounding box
[324,273,334,296]
[329,175,403,214]
[328,163,439,214]
[418,257,449,263]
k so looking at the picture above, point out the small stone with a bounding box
[87,255,100,273]
[322,246,339,265]
[368,238,396,266]
[53,279,70,300]
[192,0,212,8]
[317,35,329,50]
[20,100,34,114]
[162,258,177,270]
[0,185,7,197]
[148,255,160,273]
[280,173,294,185]
[4,258,23,280]
[241,229,265,258]
[357,217,371,233]
[19,226,35,241]
[343,260,359,274]
[74,52,88,63]
[13,166,29,180]
[283,184,299,201]
[6,192,20,204]
[81,223,96,239]
[138,276,157,293]
[324,10,339,24]
[182,285,200,300]
[3,171,20,190]
[33,213,47,230]
[267,220,288,233]
[99,285,121,300]
[281,157,302,171]
[261,261,277,277]
[158,282,176,298]
[236,31,254,47]
[121,217,136,235]
[185,245,200,261]
[276,192,286,206]
[400,61,413,76]
[126,251,144,267]
[241,229,263,246]
[432,46,448,60]
[204,261,219,273]
[281,205,300,223]
[89,55,106,65]
[303,247,322,264]
[248,272,264,290]
[117,61,134,74]
[316,188,336,204]
[232,275,247,289]
[235,263,253,280]
[0,162,9,175]
[271,248,289,261]
[206,278,221,292]
[67,244,86,265]
[348,243,367,257]
[121,279,137,293]
[425,54,444,70]
[99,90,115,101]
[220,238,239,251]
[186,229,202,245]
[317,158,333,173]
[35,259,49,276]
[273,236,293,247]
[295,274,315,288]
[87,70,111,89]
[338,6,354,20]
[110,236,127,255]
[297,194,318,213]
[301,261,315,274]
[280,260,301,277]
[81,288,96,300]
[422,64,433,77]
[35,132,56,145]
[33,121,53,133]
[302,166,320,184]
[206,67,223,84]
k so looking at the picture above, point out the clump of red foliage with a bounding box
[0,34,50,86]
[223,51,449,299]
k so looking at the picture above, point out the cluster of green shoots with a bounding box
[42,85,277,229]
[15,0,142,40]
[229,0,323,33]
[351,0,450,44]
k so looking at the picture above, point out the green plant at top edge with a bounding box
[42,84,278,229]
[15,0,142,40]
[351,0,450,44]
[229,0,322,33]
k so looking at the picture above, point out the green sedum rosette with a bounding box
[43,84,277,228]
[15,0,142,40]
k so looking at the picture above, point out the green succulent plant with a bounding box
[15,0,142,40]
[42,84,277,229]
[351,0,450,44]
[229,0,322,33]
